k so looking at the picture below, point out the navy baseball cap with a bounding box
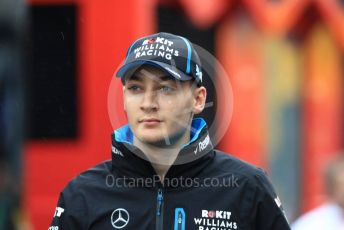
[116,32,203,85]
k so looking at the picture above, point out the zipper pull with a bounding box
[156,189,163,216]
[174,208,185,230]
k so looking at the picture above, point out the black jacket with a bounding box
[50,118,290,230]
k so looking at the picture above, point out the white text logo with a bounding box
[195,135,210,154]
[201,210,231,219]
[142,36,173,46]
[54,207,64,218]
[194,209,237,230]
[134,36,179,60]
[112,146,124,157]
[195,64,203,82]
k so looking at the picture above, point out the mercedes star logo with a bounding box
[111,208,130,229]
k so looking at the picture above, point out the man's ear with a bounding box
[193,86,207,114]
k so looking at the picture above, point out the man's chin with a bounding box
[139,136,172,147]
[135,127,189,147]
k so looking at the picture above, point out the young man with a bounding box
[50,32,290,229]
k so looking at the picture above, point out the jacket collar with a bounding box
[111,118,214,183]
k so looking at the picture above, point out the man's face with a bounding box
[123,65,204,146]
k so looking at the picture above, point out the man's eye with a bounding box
[128,86,142,91]
[160,86,175,93]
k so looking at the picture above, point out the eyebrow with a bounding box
[159,75,175,82]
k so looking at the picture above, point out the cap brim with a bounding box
[116,60,193,82]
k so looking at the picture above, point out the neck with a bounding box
[133,131,190,181]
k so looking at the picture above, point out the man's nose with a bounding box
[140,89,158,111]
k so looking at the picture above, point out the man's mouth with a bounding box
[139,118,162,126]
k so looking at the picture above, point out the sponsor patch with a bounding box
[194,209,238,230]
[112,146,124,157]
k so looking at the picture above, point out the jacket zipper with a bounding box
[177,213,182,229]
[174,208,185,230]
[156,188,164,230]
